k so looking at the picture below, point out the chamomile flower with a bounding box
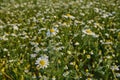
[13,25,19,30]
[111,65,119,71]
[30,54,37,58]
[62,14,75,20]
[82,29,99,37]
[116,73,120,77]
[63,71,70,77]
[35,55,49,69]
[46,27,59,37]
[34,47,41,53]
[82,29,95,35]
[66,14,75,19]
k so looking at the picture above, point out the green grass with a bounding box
[0,0,120,80]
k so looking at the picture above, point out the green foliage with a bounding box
[0,0,120,80]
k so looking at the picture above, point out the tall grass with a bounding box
[0,0,120,80]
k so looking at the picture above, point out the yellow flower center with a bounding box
[66,14,71,17]
[86,55,91,59]
[50,29,55,33]
[86,29,92,34]
[39,60,45,66]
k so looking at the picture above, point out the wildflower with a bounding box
[1,35,8,41]
[67,50,72,55]
[11,33,17,37]
[62,14,75,20]
[63,71,70,77]
[116,73,120,77]
[0,25,4,29]
[13,25,19,30]
[62,22,67,26]
[35,55,49,69]
[106,55,112,59]
[34,47,41,53]
[74,42,79,46]
[58,59,61,64]
[86,55,91,59]
[111,65,119,71]
[52,76,56,80]
[30,54,37,58]
[3,48,8,52]
[38,28,46,34]
[94,8,99,13]
[70,61,76,65]
[86,78,92,80]
[66,14,75,19]
[46,27,59,37]
[64,65,68,70]
[32,73,36,79]
[82,29,99,37]
[30,42,39,47]
[82,29,94,35]
[8,60,16,63]
[102,13,109,18]
[100,40,113,45]
[54,46,65,51]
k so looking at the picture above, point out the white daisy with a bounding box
[82,29,95,35]
[34,47,41,53]
[35,55,49,69]
[82,29,99,37]
[30,54,37,58]
[62,14,75,20]
[46,27,59,37]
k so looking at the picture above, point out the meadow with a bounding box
[0,0,120,80]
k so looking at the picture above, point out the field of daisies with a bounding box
[0,0,120,80]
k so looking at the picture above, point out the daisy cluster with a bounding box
[0,0,120,80]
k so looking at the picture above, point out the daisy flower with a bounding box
[66,14,75,19]
[82,29,95,35]
[82,29,99,37]
[62,14,75,20]
[35,55,49,69]
[46,27,59,37]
